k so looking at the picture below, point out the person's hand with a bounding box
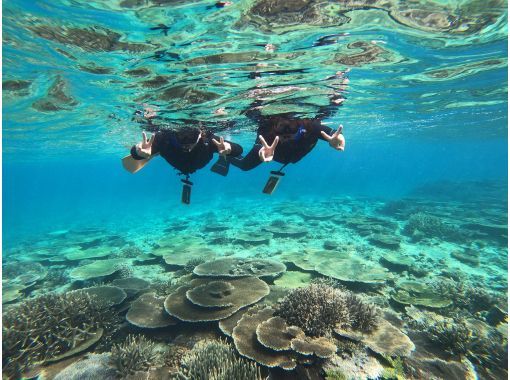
[212,136,232,157]
[136,132,155,158]
[258,135,279,162]
[321,125,345,151]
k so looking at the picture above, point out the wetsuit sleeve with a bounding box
[210,134,243,157]
[317,123,335,141]
[130,132,161,160]
[228,144,262,171]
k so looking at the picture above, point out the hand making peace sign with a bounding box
[321,125,345,151]
[212,136,232,157]
[258,135,279,162]
[135,132,155,158]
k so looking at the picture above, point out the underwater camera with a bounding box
[181,178,193,204]
[263,170,285,195]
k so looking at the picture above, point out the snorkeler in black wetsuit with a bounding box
[221,70,348,173]
[127,127,242,175]
[122,124,242,203]
[209,70,348,193]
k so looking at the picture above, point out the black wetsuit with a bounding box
[228,96,342,171]
[131,128,242,175]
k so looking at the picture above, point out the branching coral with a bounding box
[183,257,206,275]
[3,292,118,378]
[110,335,160,377]
[404,212,462,241]
[432,278,497,313]
[344,294,379,332]
[425,319,472,355]
[274,283,379,337]
[177,339,263,380]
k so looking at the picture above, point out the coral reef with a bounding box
[344,293,379,333]
[431,278,498,313]
[182,257,206,274]
[425,319,473,355]
[111,277,150,297]
[110,335,160,377]
[112,263,134,278]
[126,292,177,328]
[177,339,263,380]
[274,283,379,337]
[404,212,462,242]
[3,291,117,378]
[165,277,269,322]
[193,258,286,278]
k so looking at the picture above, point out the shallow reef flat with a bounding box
[2,182,508,380]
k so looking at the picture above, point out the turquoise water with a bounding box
[2,1,508,379]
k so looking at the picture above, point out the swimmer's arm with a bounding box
[211,134,243,157]
[316,122,334,141]
[131,131,161,160]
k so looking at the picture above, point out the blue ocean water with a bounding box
[2,0,508,379]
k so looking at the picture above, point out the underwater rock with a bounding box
[53,353,116,380]
[232,307,297,370]
[334,319,415,357]
[74,285,127,307]
[112,277,150,297]
[69,258,126,281]
[273,271,312,289]
[178,339,263,380]
[29,24,152,52]
[32,75,78,112]
[164,277,269,322]
[193,258,286,278]
[264,224,308,238]
[126,292,177,328]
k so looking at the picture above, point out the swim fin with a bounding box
[121,155,153,174]
[210,156,230,176]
